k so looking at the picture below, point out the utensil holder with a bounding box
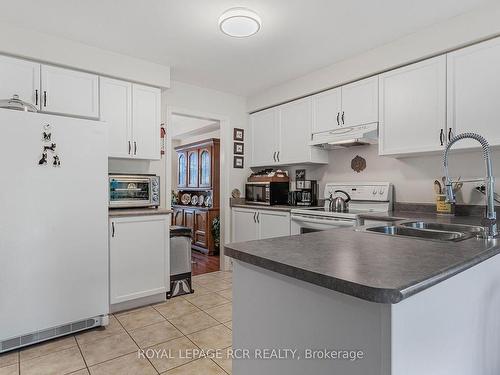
[436,194,455,215]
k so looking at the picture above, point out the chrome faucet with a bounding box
[443,132,497,239]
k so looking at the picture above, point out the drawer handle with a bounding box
[112,222,115,237]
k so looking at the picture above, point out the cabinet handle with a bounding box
[257,212,260,223]
[448,128,452,142]
[35,90,38,106]
[112,222,115,237]
[134,141,137,155]
[273,151,276,162]
[128,141,131,155]
[43,91,47,107]
[253,212,257,223]
[439,129,444,146]
[276,151,280,162]
[336,112,340,126]
[341,111,345,125]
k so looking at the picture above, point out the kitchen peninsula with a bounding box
[225,213,500,375]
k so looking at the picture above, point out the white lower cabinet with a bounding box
[109,215,169,305]
[232,207,290,242]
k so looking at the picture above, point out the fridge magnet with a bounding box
[351,155,366,173]
[233,128,244,141]
[233,142,244,155]
[233,156,244,169]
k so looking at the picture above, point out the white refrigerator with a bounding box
[0,109,109,352]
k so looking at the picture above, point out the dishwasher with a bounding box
[167,226,194,298]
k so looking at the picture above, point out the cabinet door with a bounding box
[198,147,212,188]
[172,208,184,226]
[0,55,40,108]
[279,98,312,164]
[194,210,208,248]
[232,208,259,242]
[257,210,290,239]
[251,108,279,167]
[132,84,161,160]
[100,77,132,158]
[109,215,168,304]
[447,37,500,149]
[177,152,188,188]
[312,87,341,133]
[341,76,379,127]
[41,65,99,118]
[187,150,199,188]
[379,56,446,156]
[184,209,195,235]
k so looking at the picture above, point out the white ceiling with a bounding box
[0,0,492,96]
[171,114,219,140]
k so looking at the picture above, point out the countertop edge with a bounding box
[108,208,172,217]
[225,245,404,304]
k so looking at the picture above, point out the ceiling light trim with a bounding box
[218,7,261,38]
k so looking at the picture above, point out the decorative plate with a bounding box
[198,195,205,206]
[181,193,191,205]
[191,195,198,205]
[205,196,212,207]
[231,188,241,198]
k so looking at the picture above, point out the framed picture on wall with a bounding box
[234,142,244,155]
[233,156,244,169]
[233,128,244,141]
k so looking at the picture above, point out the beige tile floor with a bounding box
[0,271,233,375]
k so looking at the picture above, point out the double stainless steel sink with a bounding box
[359,221,486,242]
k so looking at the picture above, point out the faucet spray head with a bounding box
[444,179,456,203]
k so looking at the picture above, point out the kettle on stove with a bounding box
[328,190,351,212]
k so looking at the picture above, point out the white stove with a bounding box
[290,182,393,234]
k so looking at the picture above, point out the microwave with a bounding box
[109,174,160,208]
[245,182,289,206]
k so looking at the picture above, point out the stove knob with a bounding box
[379,188,385,195]
[372,189,377,195]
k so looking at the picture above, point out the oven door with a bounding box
[109,177,153,208]
[291,214,356,235]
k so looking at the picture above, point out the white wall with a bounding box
[248,1,500,112]
[165,80,249,269]
[0,22,170,88]
[283,145,500,205]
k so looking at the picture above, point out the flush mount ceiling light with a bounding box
[218,7,261,38]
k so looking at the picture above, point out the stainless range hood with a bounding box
[309,123,378,149]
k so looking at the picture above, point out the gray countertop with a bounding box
[225,211,500,304]
[109,208,172,217]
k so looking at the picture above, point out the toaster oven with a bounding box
[109,174,160,208]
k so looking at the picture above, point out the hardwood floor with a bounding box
[192,249,220,275]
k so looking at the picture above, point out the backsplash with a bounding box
[286,145,500,205]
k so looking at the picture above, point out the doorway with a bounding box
[169,113,223,275]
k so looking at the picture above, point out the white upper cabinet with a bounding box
[0,55,40,108]
[279,98,313,164]
[100,77,132,158]
[378,55,447,156]
[312,88,341,133]
[131,84,161,160]
[447,37,500,149]
[251,107,280,167]
[250,100,327,167]
[341,76,378,128]
[41,65,99,118]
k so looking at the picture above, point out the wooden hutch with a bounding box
[173,138,220,255]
